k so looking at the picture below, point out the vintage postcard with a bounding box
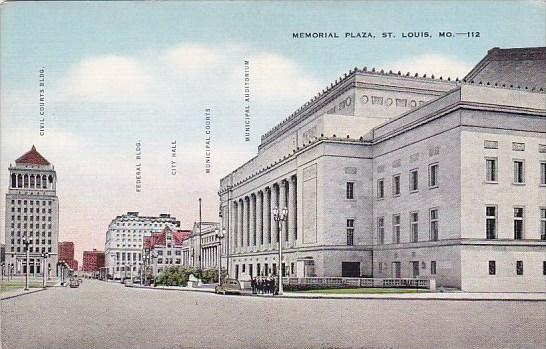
[1,1,545,348]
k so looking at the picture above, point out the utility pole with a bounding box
[199,197,202,271]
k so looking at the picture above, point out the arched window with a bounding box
[36,175,41,188]
[23,175,29,188]
[42,175,47,189]
[17,174,22,188]
[48,175,53,189]
[11,174,16,188]
[30,175,35,188]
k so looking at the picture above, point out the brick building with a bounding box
[83,249,105,272]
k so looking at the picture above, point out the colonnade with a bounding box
[10,173,55,190]
[229,175,297,254]
[202,245,219,268]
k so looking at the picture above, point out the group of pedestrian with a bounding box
[250,276,277,295]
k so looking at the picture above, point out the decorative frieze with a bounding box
[512,142,525,151]
[360,94,425,109]
[344,167,358,175]
[428,145,440,157]
[484,140,498,149]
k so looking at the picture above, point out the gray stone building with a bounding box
[4,146,59,277]
[218,47,546,292]
[104,211,180,279]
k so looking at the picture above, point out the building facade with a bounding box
[83,249,105,273]
[4,146,59,276]
[218,47,546,292]
[58,241,79,272]
[181,222,221,270]
[104,211,180,279]
[143,226,191,275]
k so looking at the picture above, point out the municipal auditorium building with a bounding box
[218,47,546,292]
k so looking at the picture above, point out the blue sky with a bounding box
[1,0,545,260]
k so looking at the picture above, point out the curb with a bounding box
[125,284,215,293]
[124,284,545,302]
[1,288,46,301]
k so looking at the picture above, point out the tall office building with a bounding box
[4,146,59,276]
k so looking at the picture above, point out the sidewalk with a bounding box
[1,287,46,300]
[125,283,545,301]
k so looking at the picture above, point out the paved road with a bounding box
[1,280,544,349]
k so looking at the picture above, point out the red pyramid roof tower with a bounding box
[15,145,50,165]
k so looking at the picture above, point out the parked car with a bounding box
[69,278,79,288]
[215,279,242,295]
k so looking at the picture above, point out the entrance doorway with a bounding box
[411,261,420,277]
[341,262,360,277]
[392,262,401,278]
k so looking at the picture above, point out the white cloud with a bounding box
[381,53,473,80]
[59,55,154,103]
[161,43,224,78]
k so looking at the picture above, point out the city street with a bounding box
[1,280,545,349]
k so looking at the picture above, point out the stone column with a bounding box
[256,191,263,249]
[264,188,271,246]
[288,175,297,245]
[279,180,288,243]
[271,184,279,245]
[250,194,256,248]
[241,197,248,247]
[233,202,238,252]
[238,199,243,252]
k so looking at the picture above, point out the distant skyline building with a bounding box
[58,241,79,271]
[105,211,180,279]
[83,249,105,273]
[4,146,59,276]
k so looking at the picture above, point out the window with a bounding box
[377,217,385,245]
[410,212,419,243]
[346,219,354,246]
[543,261,546,276]
[392,214,400,244]
[513,160,524,183]
[429,163,439,188]
[346,182,354,199]
[377,179,384,199]
[516,261,523,275]
[409,169,419,192]
[540,208,546,240]
[486,206,497,239]
[513,207,524,240]
[430,261,436,275]
[392,175,401,196]
[489,261,496,275]
[485,158,497,182]
[430,209,439,241]
[541,162,546,185]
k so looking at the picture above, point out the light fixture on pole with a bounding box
[215,228,225,286]
[273,206,288,295]
[41,252,50,288]
[22,235,31,291]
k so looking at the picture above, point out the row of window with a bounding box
[11,215,52,221]
[11,246,51,253]
[10,231,51,237]
[485,158,546,184]
[10,199,53,206]
[373,208,439,245]
[485,207,546,240]
[11,207,52,213]
[377,260,437,276]
[374,163,439,199]
[488,260,546,276]
[10,223,53,229]
[11,239,51,245]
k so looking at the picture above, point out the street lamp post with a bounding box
[22,235,31,291]
[273,206,288,295]
[41,252,50,288]
[215,228,225,286]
